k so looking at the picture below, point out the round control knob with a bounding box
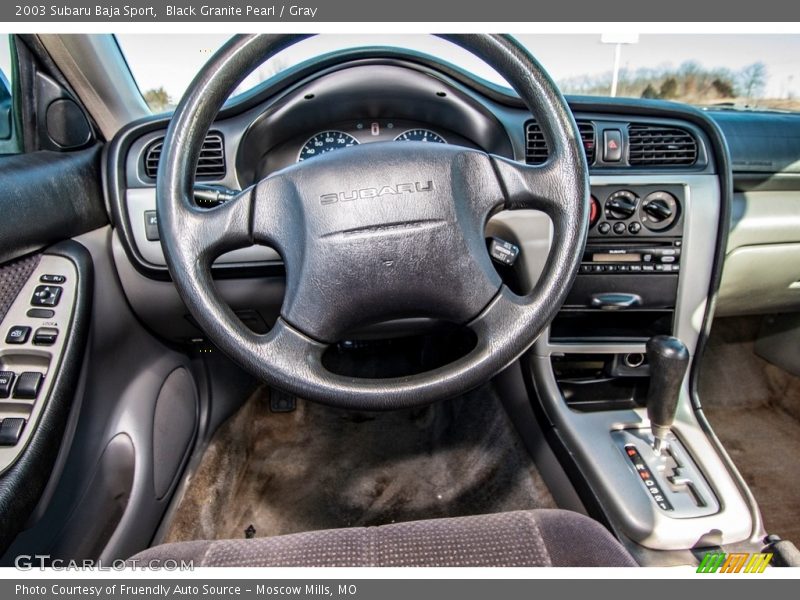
[641,192,679,231]
[628,222,642,234]
[605,190,638,220]
[598,222,611,235]
[613,222,626,234]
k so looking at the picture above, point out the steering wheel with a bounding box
[157,34,589,410]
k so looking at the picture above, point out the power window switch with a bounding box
[0,418,26,446]
[33,327,59,346]
[6,325,31,344]
[13,372,43,400]
[0,371,15,398]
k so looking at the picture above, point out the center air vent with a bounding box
[525,119,595,165]
[628,124,698,166]
[143,132,226,180]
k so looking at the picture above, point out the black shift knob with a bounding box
[646,335,689,452]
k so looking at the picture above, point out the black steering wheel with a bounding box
[157,34,589,410]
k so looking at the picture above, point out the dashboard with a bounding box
[105,48,800,348]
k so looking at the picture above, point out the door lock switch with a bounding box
[5,326,31,344]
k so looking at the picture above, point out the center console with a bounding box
[551,184,685,412]
[528,173,756,555]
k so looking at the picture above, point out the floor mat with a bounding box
[164,385,555,543]
[704,406,800,543]
[700,316,800,544]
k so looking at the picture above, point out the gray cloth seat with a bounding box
[130,509,636,567]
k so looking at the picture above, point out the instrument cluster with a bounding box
[296,120,451,163]
[254,119,475,178]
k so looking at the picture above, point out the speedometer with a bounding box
[394,129,447,144]
[298,131,359,162]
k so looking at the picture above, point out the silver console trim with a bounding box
[611,429,719,519]
[528,174,754,550]
[0,255,78,475]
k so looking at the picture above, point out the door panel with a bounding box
[0,144,106,264]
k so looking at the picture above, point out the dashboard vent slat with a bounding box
[525,119,595,165]
[143,132,226,179]
[628,124,698,166]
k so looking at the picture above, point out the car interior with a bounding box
[1,32,799,568]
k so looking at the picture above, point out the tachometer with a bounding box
[298,131,359,162]
[394,129,447,144]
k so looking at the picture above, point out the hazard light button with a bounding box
[603,129,623,162]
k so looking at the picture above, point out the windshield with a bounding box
[116,34,800,113]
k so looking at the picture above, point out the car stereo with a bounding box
[552,185,685,341]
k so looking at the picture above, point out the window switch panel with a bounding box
[13,372,43,400]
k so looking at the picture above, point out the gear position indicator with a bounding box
[624,444,674,511]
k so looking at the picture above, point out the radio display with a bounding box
[593,253,642,263]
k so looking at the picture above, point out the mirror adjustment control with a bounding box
[0,418,26,446]
[13,372,43,400]
[31,285,62,307]
[5,325,31,344]
[40,274,66,284]
[0,372,15,398]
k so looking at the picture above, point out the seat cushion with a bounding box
[130,509,636,567]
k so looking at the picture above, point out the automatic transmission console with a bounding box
[611,336,719,518]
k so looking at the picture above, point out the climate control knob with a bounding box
[641,192,679,231]
[605,190,638,220]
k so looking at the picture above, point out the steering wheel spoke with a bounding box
[491,154,585,221]
[164,186,254,270]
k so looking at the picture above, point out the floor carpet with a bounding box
[700,316,800,544]
[164,385,555,543]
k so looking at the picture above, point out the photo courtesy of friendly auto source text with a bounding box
[0,0,798,596]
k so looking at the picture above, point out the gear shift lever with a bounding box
[646,335,690,455]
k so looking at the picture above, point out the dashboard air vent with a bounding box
[628,124,698,166]
[143,132,226,179]
[525,120,595,165]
